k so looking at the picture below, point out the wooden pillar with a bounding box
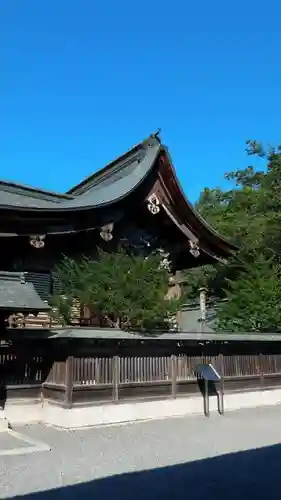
[65,356,74,408]
[113,355,119,402]
[218,353,225,415]
[171,354,177,398]
[259,353,264,389]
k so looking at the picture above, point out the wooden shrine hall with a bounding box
[2,132,281,427]
[0,131,235,330]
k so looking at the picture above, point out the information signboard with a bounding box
[196,363,224,417]
[196,363,221,382]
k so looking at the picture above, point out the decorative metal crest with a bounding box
[169,314,178,332]
[100,223,114,242]
[29,235,46,249]
[189,240,200,258]
[157,248,171,270]
[147,193,160,215]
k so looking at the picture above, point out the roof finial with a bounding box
[152,128,161,141]
[143,129,161,148]
[143,130,161,149]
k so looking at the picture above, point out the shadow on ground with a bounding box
[11,443,281,499]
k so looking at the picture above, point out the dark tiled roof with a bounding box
[0,272,50,311]
[0,135,161,211]
[3,325,281,342]
[0,133,237,258]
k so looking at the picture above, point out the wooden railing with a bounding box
[2,343,281,407]
[43,352,281,407]
[0,347,53,403]
[0,351,49,386]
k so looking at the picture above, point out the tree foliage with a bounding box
[217,257,281,332]
[185,140,281,332]
[51,249,182,331]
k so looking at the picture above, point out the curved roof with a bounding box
[0,135,161,212]
[0,132,236,258]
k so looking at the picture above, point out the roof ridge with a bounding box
[67,132,161,195]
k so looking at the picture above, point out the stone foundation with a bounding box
[3,388,281,429]
[0,411,9,432]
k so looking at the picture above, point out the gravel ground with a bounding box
[1,406,281,499]
[0,433,30,451]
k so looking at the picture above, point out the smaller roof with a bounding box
[0,272,50,312]
[48,327,281,343]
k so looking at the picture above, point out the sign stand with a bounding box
[204,378,209,416]
[196,363,224,418]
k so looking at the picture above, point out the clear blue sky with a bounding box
[1,0,280,202]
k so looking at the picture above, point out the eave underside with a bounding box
[131,202,227,269]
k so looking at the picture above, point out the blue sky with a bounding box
[1,0,280,202]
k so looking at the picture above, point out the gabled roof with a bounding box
[0,272,50,312]
[0,132,236,260]
[0,134,161,212]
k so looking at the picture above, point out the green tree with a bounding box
[51,249,182,331]
[217,256,281,332]
[184,140,281,332]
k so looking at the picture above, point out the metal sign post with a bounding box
[204,377,209,416]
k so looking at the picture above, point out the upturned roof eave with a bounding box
[0,136,161,213]
[0,132,238,257]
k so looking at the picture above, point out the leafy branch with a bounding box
[50,248,183,331]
